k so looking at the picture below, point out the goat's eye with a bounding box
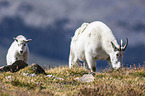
[24,44,26,46]
[116,53,119,56]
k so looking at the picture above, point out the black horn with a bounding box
[123,38,128,51]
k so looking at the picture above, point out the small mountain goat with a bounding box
[6,35,32,65]
[69,21,128,72]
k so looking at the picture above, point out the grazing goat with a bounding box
[6,35,32,65]
[69,21,128,72]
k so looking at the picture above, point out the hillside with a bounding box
[0,65,144,96]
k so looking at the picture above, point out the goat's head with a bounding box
[14,37,32,55]
[111,38,128,69]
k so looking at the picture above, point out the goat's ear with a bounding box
[25,39,32,43]
[111,42,118,51]
[13,37,18,42]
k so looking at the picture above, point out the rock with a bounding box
[0,65,11,72]
[6,75,12,80]
[0,60,28,72]
[31,63,46,74]
[46,75,64,80]
[30,73,37,77]
[23,73,29,76]
[23,73,37,77]
[9,60,28,72]
[75,74,95,82]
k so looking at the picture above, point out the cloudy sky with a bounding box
[0,0,145,47]
[0,0,145,67]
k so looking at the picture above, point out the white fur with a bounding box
[69,21,127,72]
[6,35,32,65]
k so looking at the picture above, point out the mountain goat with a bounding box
[6,35,32,65]
[69,21,128,72]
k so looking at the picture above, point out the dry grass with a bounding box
[0,65,144,96]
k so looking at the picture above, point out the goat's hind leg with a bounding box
[83,60,89,69]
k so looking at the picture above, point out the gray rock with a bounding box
[75,74,95,82]
[23,73,29,76]
[23,73,37,77]
[30,73,37,77]
[46,75,64,80]
[6,75,12,80]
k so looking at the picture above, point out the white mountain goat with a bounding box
[6,35,32,65]
[69,21,128,72]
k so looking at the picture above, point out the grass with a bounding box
[0,65,145,96]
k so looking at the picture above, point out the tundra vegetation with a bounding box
[0,64,144,96]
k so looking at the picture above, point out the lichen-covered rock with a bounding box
[75,74,95,82]
[0,60,28,72]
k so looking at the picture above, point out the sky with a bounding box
[0,0,145,46]
[0,0,145,67]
